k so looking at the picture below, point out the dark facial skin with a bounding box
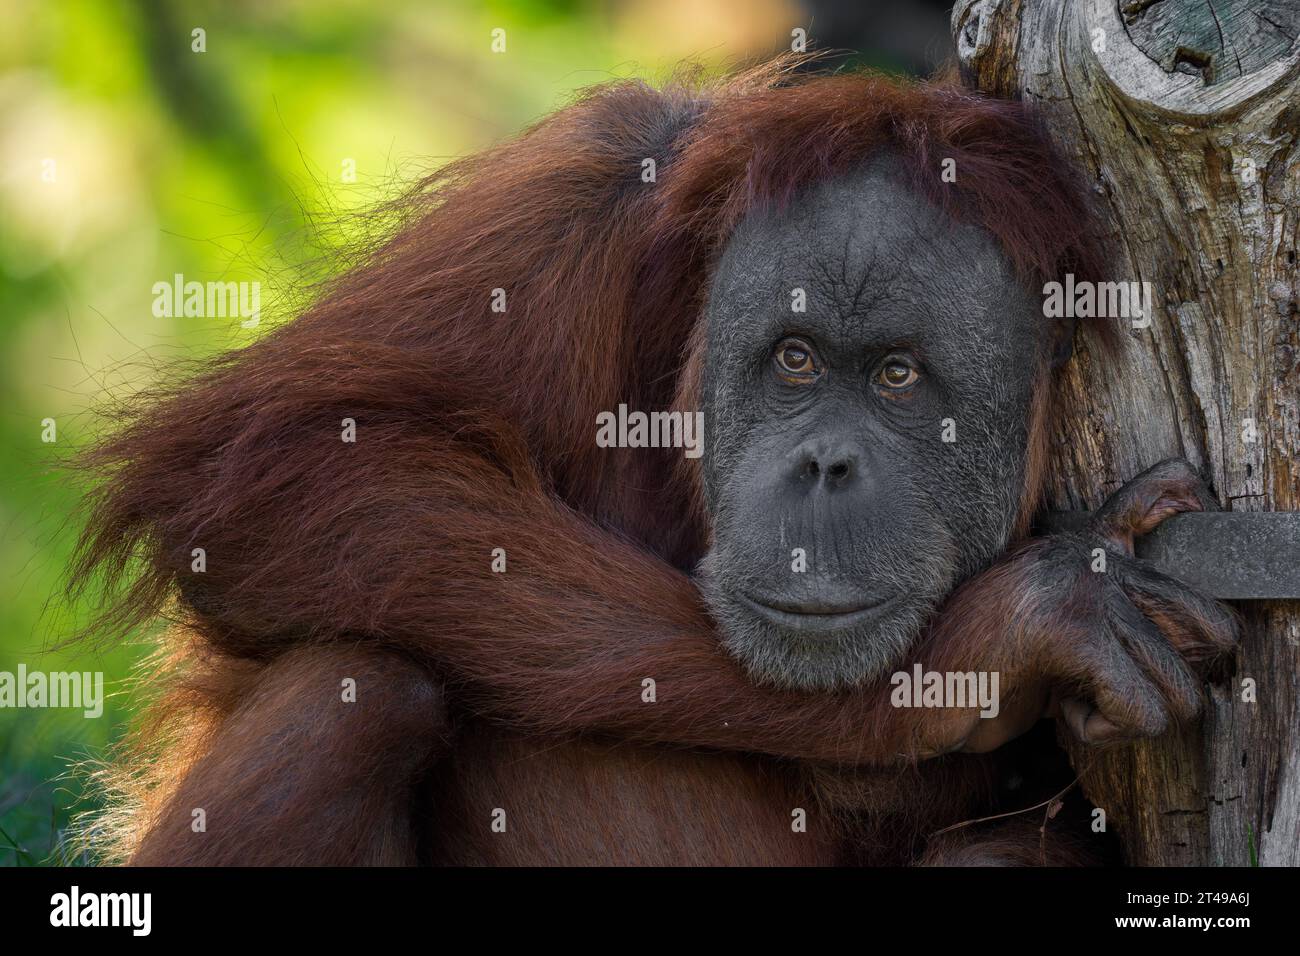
[698,157,1056,691]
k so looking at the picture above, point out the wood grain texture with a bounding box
[952,0,1299,865]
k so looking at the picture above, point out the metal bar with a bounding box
[1035,512,1300,600]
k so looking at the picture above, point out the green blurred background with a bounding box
[0,0,947,864]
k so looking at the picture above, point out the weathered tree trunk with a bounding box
[951,0,1299,865]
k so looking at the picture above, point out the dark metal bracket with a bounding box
[1036,512,1300,600]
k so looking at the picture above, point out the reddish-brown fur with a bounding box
[72,61,1134,865]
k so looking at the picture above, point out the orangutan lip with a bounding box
[735,592,897,630]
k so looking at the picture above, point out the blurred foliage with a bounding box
[0,0,807,866]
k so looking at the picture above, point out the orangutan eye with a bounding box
[773,338,821,381]
[877,360,919,390]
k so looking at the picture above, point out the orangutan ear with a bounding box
[1050,315,1077,369]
